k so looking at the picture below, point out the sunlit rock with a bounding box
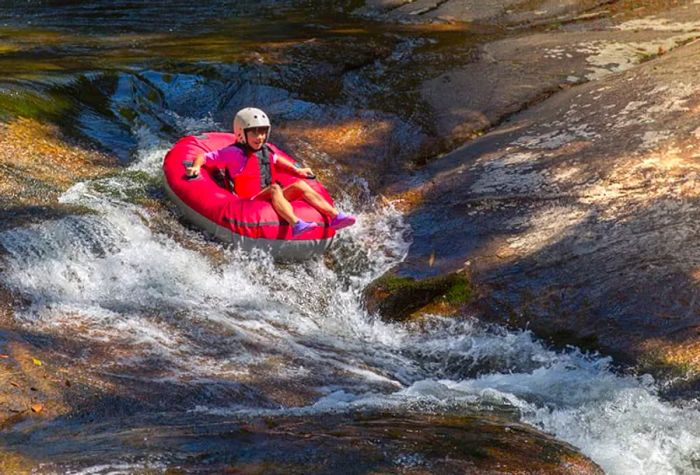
[391,28,700,382]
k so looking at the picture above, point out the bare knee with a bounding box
[269,183,283,194]
[287,181,309,191]
[295,181,316,196]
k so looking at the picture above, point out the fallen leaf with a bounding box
[30,403,43,413]
[31,358,42,366]
[9,382,20,388]
[0,354,9,359]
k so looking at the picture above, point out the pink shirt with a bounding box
[203,145,278,175]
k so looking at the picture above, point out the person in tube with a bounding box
[186,107,356,236]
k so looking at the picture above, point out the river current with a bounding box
[1,1,700,474]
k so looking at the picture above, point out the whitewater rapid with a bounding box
[0,111,699,475]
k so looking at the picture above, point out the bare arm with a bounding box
[275,154,314,178]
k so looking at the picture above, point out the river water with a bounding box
[1,1,700,474]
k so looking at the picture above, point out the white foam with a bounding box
[188,316,700,475]
[66,461,166,475]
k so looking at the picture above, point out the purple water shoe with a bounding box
[330,212,356,230]
[292,219,319,237]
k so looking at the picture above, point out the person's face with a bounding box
[245,127,269,150]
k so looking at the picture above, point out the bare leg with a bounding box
[254,184,299,224]
[283,181,338,217]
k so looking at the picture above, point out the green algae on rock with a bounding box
[363,269,472,321]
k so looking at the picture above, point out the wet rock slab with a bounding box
[4,412,602,474]
[420,3,700,145]
[357,0,611,25]
[422,27,700,144]
[352,2,700,153]
[0,117,117,231]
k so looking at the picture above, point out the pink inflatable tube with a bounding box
[162,132,336,260]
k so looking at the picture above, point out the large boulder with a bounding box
[385,30,700,376]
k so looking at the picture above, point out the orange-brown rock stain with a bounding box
[0,117,119,228]
[0,118,115,195]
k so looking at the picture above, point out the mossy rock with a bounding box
[363,269,473,322]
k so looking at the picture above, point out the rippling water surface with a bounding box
[1,2,700,474]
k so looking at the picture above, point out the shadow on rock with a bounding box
[378,38,700,391]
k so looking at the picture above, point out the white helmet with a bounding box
[233,107,271,144]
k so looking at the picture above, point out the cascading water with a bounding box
[1,2,700,473]
[1,93,700,473]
